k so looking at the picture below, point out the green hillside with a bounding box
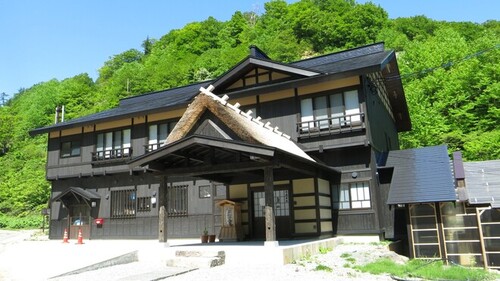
[0,0,498,226]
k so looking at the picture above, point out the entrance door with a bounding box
[251,186,291,240]
[69,204,91,239]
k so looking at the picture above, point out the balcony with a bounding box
[297,113,365,139]
[91,147,132,163]
[144,142,166,153]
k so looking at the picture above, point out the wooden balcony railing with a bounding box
[144,142,166,153]
[297,112,365,138]
[91,147,132,162]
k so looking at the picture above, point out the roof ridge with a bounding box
[292,42,385,67]
[199,85,291,140]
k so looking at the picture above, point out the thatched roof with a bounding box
[165,85,315,162]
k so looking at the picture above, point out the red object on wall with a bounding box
[94,218,104,225]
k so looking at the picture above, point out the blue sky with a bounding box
[0,0,498,99]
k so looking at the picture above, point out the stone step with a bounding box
[166,250,225,269]
[166,256,224,268]
[175,250,225,258]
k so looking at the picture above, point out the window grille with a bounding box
[111,189,136,218]
[167,184,188,217]
[137,197,152,212]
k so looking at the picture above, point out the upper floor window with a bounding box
[147,121,177,152]
[334,181,371,210]
[94,128,131,160]
[61,141,80,158]
[299,90,361,133]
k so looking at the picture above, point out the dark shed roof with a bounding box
[464,160,500,208]
[385,145,456,205]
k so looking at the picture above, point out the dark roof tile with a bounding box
[385,145,456,205]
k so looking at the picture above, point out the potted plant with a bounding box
[208,234,216,243]
[201,228,209,243]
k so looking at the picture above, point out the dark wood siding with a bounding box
[337,212,377,233]
[363,76,399,153]
[258,97,298,139]
[310,146,371,169]
[49,173,216,239]
[132,122,147,156]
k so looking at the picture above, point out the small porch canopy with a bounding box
[128,134,339,184]
[52,187,101,207]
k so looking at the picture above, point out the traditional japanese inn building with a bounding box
[30,42,412,243]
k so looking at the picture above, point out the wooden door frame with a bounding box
[248,184,292,240]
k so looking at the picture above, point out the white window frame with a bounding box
[148,121,177,151]
[300,89,360,131]
[96,128,131,159]
[337,181,371,210]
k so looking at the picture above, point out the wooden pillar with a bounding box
[158,176,168,244]
[264,166,276,242]
[159,205,167,243]
[476,207,488,269]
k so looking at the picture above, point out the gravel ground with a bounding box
[3,230,409,281]
[167,243,407,281]
[48,242,407,281]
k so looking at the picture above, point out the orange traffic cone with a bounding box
[76,228,84,245]
[62,228,69,243]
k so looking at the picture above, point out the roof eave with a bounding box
[387,199,457,206]
[382,52,412,132]
[29,102,190,136]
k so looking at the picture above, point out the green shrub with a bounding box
[0,214,43,229]
[314,264,332,272]
[319,247,331,254]
[357,258,499,281]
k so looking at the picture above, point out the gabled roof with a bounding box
[464,160,500,208]
[165,85,314,162]
[52,187,100,203]
[384,145,456,205]
[128,134,339,184]
[211,55,320,91]
[128,86,340,183]
[292,42,388,71]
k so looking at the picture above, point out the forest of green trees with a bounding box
[0,0,498,227]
